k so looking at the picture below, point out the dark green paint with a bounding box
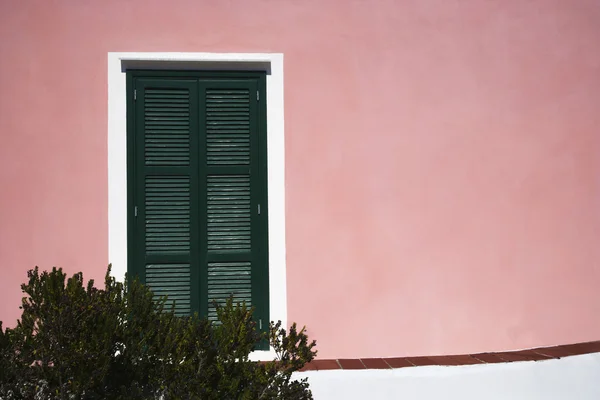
[127,71,269,347]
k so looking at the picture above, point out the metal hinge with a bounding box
[259,319,262,330]
[134,206,138,217]
[256,91,259,101]
[258,204,261,215]
[134,89,137,101]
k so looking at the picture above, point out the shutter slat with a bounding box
[207,175,251,253]
[145,176,191,255]
[146,264,191,316]
[144,88,191,166]
[207,261,252,322]
[206,88,251,167]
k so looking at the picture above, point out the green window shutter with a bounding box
[128,72,269,344]
[131,78,200,316]
[198,79,269,334]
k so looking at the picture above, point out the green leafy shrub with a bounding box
[0,266,317,400]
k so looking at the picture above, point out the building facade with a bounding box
[1,0,599,375]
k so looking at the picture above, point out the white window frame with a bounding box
[107,52,286,359]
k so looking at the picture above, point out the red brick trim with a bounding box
[299,340,600,371]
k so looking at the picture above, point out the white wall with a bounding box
[295,353,600,400]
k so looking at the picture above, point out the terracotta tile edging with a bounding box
[299,340,600,371]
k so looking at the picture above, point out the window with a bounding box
[126,70,269,341]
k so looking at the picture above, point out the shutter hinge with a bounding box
[258,204,261,215]
[134,206,138,217]
[134,89,137,101]
[256,90,259,101]
[259,319,262,330]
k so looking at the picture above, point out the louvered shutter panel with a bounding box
[129,73,269,343]
[133,79,200,316]
[198,80,268,327]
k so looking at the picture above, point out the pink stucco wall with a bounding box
[1,0,599,359]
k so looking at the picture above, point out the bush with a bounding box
[0,266,317,400]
